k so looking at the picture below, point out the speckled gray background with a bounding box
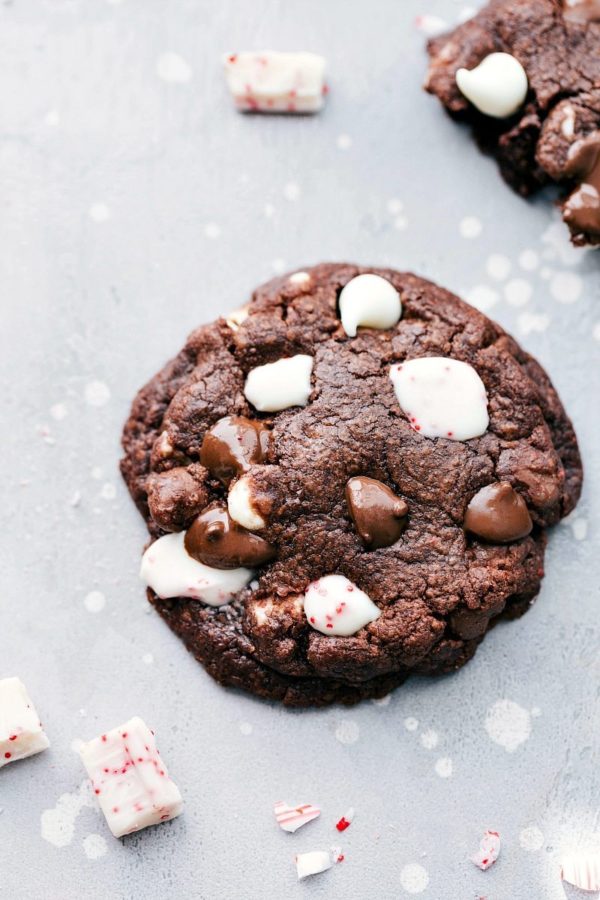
[1,1,599,898]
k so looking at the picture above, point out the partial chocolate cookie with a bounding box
[425,0,600,246]
[121,263,582,706]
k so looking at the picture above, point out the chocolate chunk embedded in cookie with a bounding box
[425,0,600,246]
[121,263,582,706]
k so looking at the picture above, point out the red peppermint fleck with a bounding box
[336,817,351,832]
[228,54,237,63]
[9,735,17,741]
[4,752,11,759]
[310,617,316,624]
[112,806,119,813]
[326,623,333,629]
[322,83,329,95]
[101,735,107,742]
[94,789,101,795]
[447,431,453,437]
[122,732,128,739]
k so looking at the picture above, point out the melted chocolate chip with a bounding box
[563,133,600,238]
[464,483,532,543]
[200,416,270,485]
[345,477,408,549]
[184,503,275,569]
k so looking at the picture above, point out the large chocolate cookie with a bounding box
[121,263,582,706]
[425,0,600,246]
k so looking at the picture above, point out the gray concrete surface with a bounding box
[1,1,599,898]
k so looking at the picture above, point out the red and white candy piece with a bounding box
[390,357,489,442]
[303,574,380,637]
[79,716,183,838]
[295,848,343,880]
[560,852,600,892]
[339,274,402,337]
[244,354,313,412]
[223,51,327,114]
[140,531,253,605]
[0,677,49,768]
[471,830,501,870]
[274,800,321,833]
[335,808,355,832]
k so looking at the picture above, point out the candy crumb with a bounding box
[471,830,501,871]
[335,807,355,832]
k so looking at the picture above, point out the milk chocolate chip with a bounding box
[200,416,270,485]
[563,133,600,239]
[345,477,408,549]
[464,483,532,543]
[184,503,275,569]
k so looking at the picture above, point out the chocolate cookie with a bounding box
[425,0,600,246]
[121,263,582,706]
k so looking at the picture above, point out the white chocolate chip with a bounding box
[79,717,183,838]
[155,431,174,458]
[244,354,313,412]
[456,53,528,118]
[339,274,402,337]
[561,103,576,139]
[303,574,381,636]
[140,531,253,605]
[0,677,50,768]
[223,51,326,114]
[227,475,266,530]
[289,271,311,284]
[226,305,249,331]
[389,357,489,441]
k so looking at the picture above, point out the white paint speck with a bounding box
[335,720,360,745]
[504,278,532,307]
[517,312,550,335]
[204,222,221,239]
[156,52,192,84]
[83,833,108,859]
[404,717,419,732]
[387,198,403,215]
[50,403,68,421]
[571,517,588,541]
[41,781,96,848]
[434,757,453,778]
[283,182,301,201]
[466,284,499,312]
[593,322,600,342]
[372,694,391,707]
[69,490,82,508]
[415,14,448,36]
[44,109,60,127]
[459,216,482,239]
[337,133,352,150]
[485,699,532,752]
[550,271,583,304]
[240,722,253,736]
[84,591,106,614]
[519,249,539,271]
[84,381,111,407]
[88,203,110,223]
[400,863,430,894]
[394,216,409,230]
[264,203,275,219]
[520,826,544,851]
[420,729,439,750]
[100,483,116,500]
[540,267,552,280]
[486,254,511,281]
[531,707,541,718]
[142,652,154,665]
[91,467,103,480]
[271,258,286,274]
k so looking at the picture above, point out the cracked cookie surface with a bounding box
[425,0,600,246]
[121,263,582,706]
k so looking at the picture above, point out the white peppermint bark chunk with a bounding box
[303,574,381,636]
[80,716,183,838]
[339,274,402,336]
[140,531,253,605]
[244,354,313,412]
[389,357,489,441]
[561,852,600,892]
[456,53,528,118]
[228,475,266,530]
[295,850,333,879]
[0,677,50,768]
[223,51,326,113]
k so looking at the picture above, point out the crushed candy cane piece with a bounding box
[560,852,600,892]
[331,845,345,863]
[471,830,501,870]
[274,800,321,833]
[295,850,333,880]
[335,808,355,832]
[223,51,327,114]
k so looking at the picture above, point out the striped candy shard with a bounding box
[274,800,321,833]
[560,852,600,892]
[471,830,501,870]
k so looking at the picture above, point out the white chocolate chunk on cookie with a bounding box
[339,274,402,337]
[244,354,313,411]
[456,52,528,118]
